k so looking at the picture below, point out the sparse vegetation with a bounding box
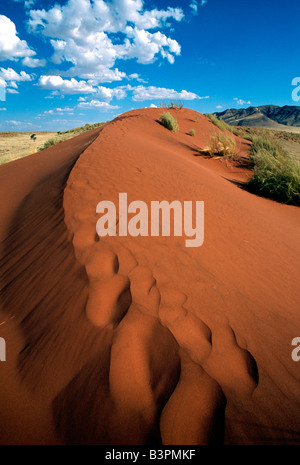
[207,114,240,136]
[247,134,300,206]
[232,125,300,144]
[38,122,105,151]
[169,101,184,110]
[0,122,105,164]
[160,112,179,132]
[206,115,300,205]
[60,122,104,136]
[204,131,238,159]
[202,115,239,158]
[30,133,38,153]
[159,101,184,110]
[39,138,59,151]
[189,129,196,136]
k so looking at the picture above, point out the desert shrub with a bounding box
[189,129,196,136]
[160,112,179,132]
[247,135,300,205]
[239,133,253,141]
[168,101,184,110]
[207,114,240,136]
[203,131,237,159]
[158,101,168,109]
[249,134,279,155]
[61,122,104,135]
[159,101,184,110]
[204,120,300,205]
[39,138,58,151]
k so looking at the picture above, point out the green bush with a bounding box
[247,135,300,206]
[160,112,179,132]
[206,116,300,205]
[189,129,196,136]
[39,138,58,151]
[207,114,240,136]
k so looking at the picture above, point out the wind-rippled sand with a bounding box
[0,108,299,445]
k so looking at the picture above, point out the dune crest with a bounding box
[0,108,300,444]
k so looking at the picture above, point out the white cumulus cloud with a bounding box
[0,68,32,82]
[38,75,97,94]
[234,97,251,106]
[0,67,33,93]
[72,83,204,102]
[22,56,46,68]
[77,99,120,110]
[43,106,74,115]
[96,85,128,100]
[0,15,36,61]
[28,0,184,80]
[130,85,205,101]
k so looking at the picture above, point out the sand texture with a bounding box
[0,108,299,445]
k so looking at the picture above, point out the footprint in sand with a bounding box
[160,349,226,445]
[52,261,181,445]
[84,243,132,328]
[158,292,259,444]
[202,323,258,398]
[69,193,138,329]
[72,223,97,264]
[159,300,212,364]
[159,296,258,399]
[129,265,161,318]
[68,207,258,445]
[108,306,180,444]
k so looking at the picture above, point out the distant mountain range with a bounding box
[212,105,300,132]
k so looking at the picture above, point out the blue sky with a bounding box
[0,0,299,132]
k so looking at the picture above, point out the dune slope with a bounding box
[0,108,300,445]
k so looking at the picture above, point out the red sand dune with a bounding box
[0,108,299,445]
